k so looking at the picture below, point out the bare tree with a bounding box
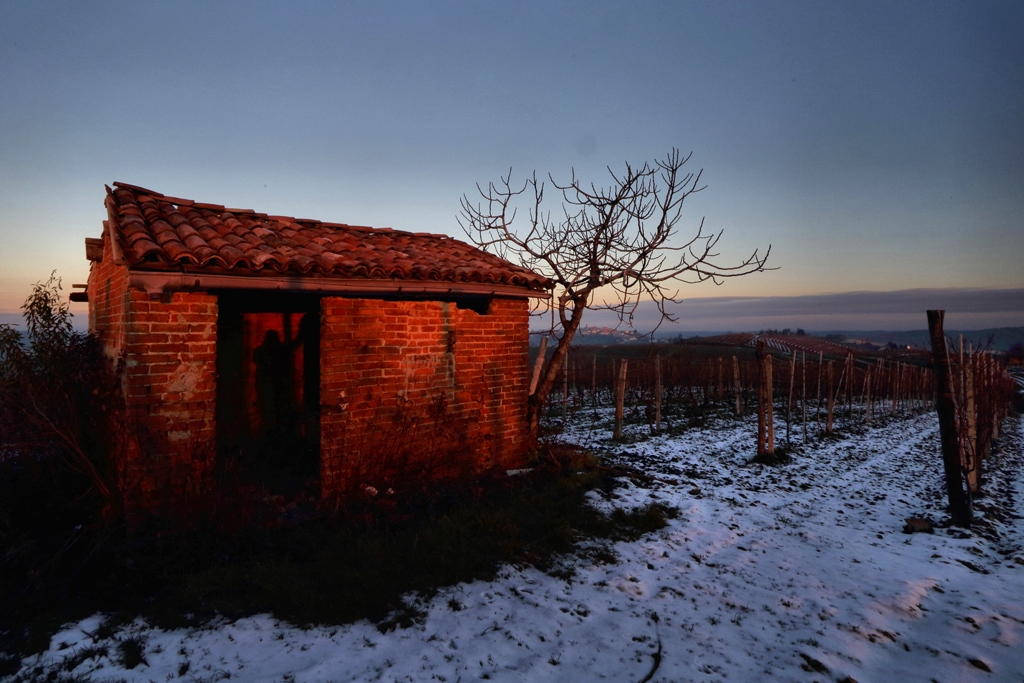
[459,149,771,442]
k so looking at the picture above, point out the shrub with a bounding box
[0,274,125,648]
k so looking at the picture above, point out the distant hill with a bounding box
[648,327,1022,352]
[531,326,644,346]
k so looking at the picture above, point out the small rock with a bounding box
[903,517,933,534]
[968,658,991,672]
[957,558,990,574]
[797,653,828,673]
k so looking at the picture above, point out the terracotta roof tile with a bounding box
[103,183,551,291]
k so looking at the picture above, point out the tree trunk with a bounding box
[529,337,548,395]
[927,310,972,527]
[526,294,589,445]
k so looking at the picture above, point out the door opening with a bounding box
[217,293,320,497]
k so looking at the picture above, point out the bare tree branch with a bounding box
[458,148,772,443]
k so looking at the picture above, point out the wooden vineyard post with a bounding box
[562,352,569,422]
[863,366,872,424]
[927,310,972,527]
[801,351,807,442]
[875,359,884,421]
[892,361,898,413]
[923,365,930,411]
[703,359,713,408]
[613,359,627,440]
[989,355,1002,440]
[829,356,849,434]
[825,361,835,434]
[756,344,766,456]
[921,366,928,412]
[756,340,774,456]
[913,366,919,411]
[766,354,774,451]
[896,362,904,413]
[845,354,854,429]
[840,354,849,428]
[894,362,901,413]
[896,362,903,413]
[887,359,893,418]
[965,354,978,493]
[976,355,993,466]
[959,336,965,423]
[816,351,823,435]
[716,357,724,401]
[787,350,796,447]
[905,365,911,412]
[732,356,743,417]
[654,354,663,433]
[881,363,886,419]
[922,365,928,412]
[591,354,597,410]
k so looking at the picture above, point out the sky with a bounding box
[1,0,1022,333]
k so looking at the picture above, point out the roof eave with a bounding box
[128,269,551,300]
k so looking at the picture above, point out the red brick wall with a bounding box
[120,291,218,512]
[320,297,530,495]
[89,226,220,515]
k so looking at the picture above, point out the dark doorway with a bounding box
[217,292,321,496]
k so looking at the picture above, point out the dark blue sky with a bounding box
[1,1,1021,330]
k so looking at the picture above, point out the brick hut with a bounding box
[79,182,550,513]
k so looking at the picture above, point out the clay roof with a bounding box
[100,182,551,292]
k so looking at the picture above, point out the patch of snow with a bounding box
[12,410,1024,682]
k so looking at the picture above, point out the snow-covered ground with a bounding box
[11,409,1024,682]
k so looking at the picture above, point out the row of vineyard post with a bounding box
[927,310,1015,526]
[553,345,944,445]
[543,332,1015,523]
